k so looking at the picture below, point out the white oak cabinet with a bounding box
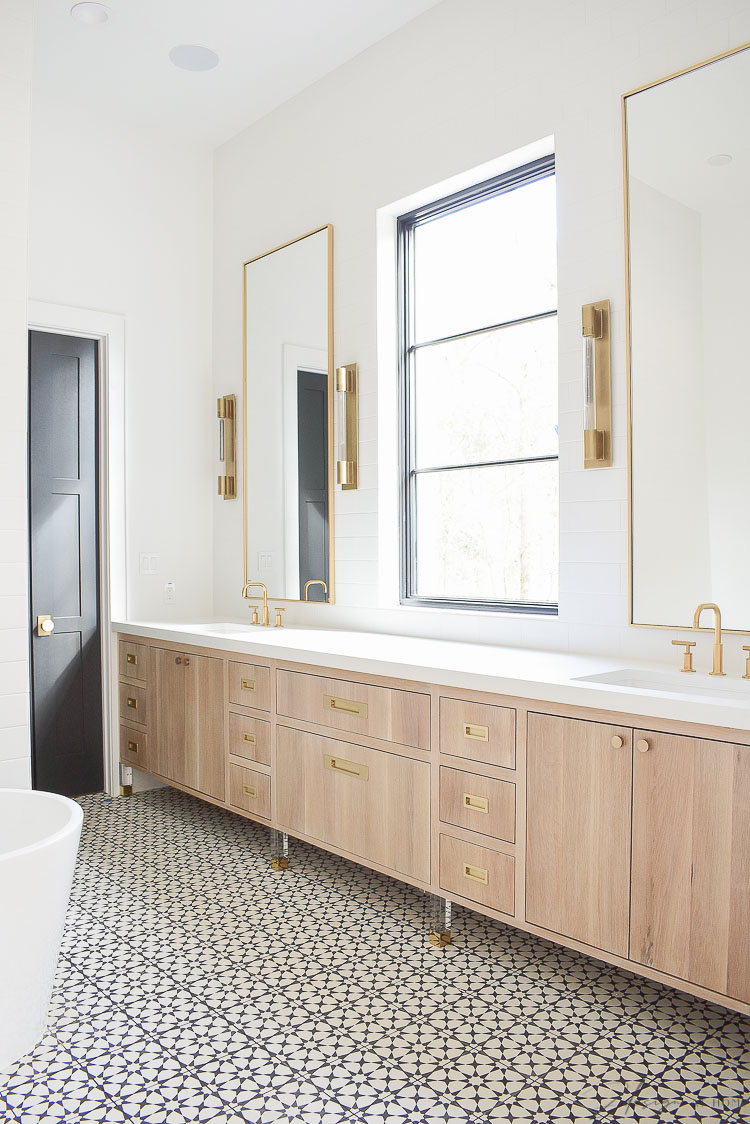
[151,646,225,802]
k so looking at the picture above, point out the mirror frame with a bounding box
[622,41,750,634]
[242,223,335,604]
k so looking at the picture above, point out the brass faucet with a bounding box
[243,581,269,626]
[692,602,725,676]
[303,579,328,602]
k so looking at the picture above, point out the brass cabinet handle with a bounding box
[127,740,138,753]
[611,735,624,749]
[463,793,489,814]
[241,679,255,691]
[324,695,368,719]
[242,784,257,797]
[637,738,650,753]
[127,697,138,709]
[464,723,489,742]
[126,653,137,666]
[463,863,489,885]
[324,753,369,781]
[242,732,256,745]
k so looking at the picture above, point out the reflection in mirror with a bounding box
[625,45,750,631]
[243,226,333,604]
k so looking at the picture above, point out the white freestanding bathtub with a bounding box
[0,789,83,1072]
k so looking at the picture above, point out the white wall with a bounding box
[0,0,33,789]
[28,106,215,623]
[213,0,750,673]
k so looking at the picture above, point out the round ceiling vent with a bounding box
[169,45,220,72]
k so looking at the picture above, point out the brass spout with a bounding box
[244,581,269,626]
[692,602,725,677]
[303,579,328,602]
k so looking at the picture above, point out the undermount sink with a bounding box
[574,668,750,702]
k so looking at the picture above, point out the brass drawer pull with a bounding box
[463,863,489,885]
[127,740,138,753]
[464,723,489,742]
[324,753,369,781]
[126,653,137,666]
[242,784,257,797]
[463,793,489,814]
[324,694,368,719]
[241,679,255,691]
[126,697,138,709]
[242,732,256,745]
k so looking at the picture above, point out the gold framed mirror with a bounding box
[243,225,334,605]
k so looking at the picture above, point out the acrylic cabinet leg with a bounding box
[429,895,452,946]
[270,829,289,871]
[119,763,133,796]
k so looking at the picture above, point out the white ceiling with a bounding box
[33,0,444,148]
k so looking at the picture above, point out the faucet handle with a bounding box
[671,638,696,673]
[250,605,259,625]
[274,607,286,628]
[743,646,750,680]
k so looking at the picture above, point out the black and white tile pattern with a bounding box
[1,788,748,1123]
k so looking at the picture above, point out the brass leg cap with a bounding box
[270,857,289,871]
[429,930,451,947]
[119,785,133,796]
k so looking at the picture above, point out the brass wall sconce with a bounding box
[217,394,236,498]
[336,363,358,489]
[581,300,612,469]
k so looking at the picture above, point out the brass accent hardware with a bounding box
[463,723,489,742]
[463,793,489,814]
[671,639,696,673]
[175,657,182,665]
[610,735,624,749]
[242,732,256,745]
[217,394,236,499]
[36,614,54,637]
[126,697,138,709]
[250,605,259,625]
[126,653,137,666]
[336,363,358,489]
[303,578,328,601]
[274,607,285,627]
[184,658,190,666]
[119,784,133,796]
[637,739,650,753]
[463,863,489,885]
[324,753,369,781]
[324,694,367,719]
[692,602,725,676]
[243,580,269,625]
[271,857,289,871]
[429,930,452,947]
[582,300,612,469]
[242,784,257,798]
[241,679,255,691]
[743,646,750,680]
[127,740,138,753]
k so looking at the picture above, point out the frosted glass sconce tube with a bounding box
[336,363,358,489]
[581,300,612,469]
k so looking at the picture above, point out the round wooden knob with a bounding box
[611,735,624,749]
[637,739,650,753]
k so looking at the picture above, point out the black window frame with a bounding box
[398,154,558,615]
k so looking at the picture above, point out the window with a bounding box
[398,155,558,614]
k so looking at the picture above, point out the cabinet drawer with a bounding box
[439,833,515,916]
[440,697,515,768]
[439,766,515,843]
[228,662,271,710]
[120,724,147,768]
[277,669,430,750]
[119,682,147,723]
[228,711,271,766]
[118,639,148,683]
[276,726,431,882]
[229,763,271,819]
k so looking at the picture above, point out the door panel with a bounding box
[29,331,102,797]
[152,648,185,782]
[187,654,225,801]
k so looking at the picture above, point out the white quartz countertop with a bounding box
[112,619,750,733]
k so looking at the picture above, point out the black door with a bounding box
[297,370,329,601]
[29,331,103,796]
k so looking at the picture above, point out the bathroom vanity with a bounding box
[115,622,750,1017]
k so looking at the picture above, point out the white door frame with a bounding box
[27,301,126,796]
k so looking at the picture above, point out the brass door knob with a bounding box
[637,738,650,753]
[610,735,624,749]
[37,615,55,637]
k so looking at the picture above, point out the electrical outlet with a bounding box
[164,581,176,603]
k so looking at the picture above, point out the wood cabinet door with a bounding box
[185,653,225,802]
[631,731,750,1003]
[152,647,185,781]
[526,713,632,957]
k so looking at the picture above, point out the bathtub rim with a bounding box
[0,788,83,864]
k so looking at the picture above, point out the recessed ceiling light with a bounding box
[169,45,219,72]
[707,153,733,167]
[70,2,110,24]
